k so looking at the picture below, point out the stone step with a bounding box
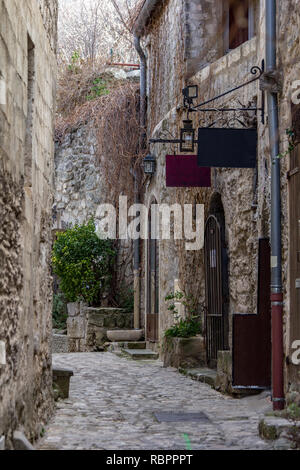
[107,341,146,353]
[126,341,146,350]
[122,348,159,360]
[180,367,217,388]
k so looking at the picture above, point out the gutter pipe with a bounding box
[132,33,147,330]
[266,0,285,410]
[130,0,160,330]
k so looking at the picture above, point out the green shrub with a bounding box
[164,290,202,338]
[86,77,110,101]
[52,292,68,330]
[165,317,201,339]
[52,220,116,306]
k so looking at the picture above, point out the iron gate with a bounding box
[146,204,159,342]
[204,215,225,367]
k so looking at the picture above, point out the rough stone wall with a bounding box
[37,0,58,53]
[142,0,261,347]
[184,0,223,77]
[145,0,186,135]
[0,0,57,447]
[67,303,133,353]
[54,122,133,297]
[142,0,300,399]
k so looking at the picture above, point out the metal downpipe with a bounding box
[266,0,284,410]
[133,33,147,330]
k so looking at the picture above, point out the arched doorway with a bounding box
[204,194,229,368]
[146,199,159,342]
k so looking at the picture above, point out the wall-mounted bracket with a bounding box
[149,61,266,147]
[191,61,265,125]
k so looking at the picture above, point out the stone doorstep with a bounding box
[122,349,159,360]
[180,367,265,398]
[179,367,217,388]
[106,341,146,352]
[124,341,146,350]
[259,416,300,445]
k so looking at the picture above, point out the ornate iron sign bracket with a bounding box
[149,61,265,147]
[190,60,265,125]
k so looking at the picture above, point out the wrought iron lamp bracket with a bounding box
[149,61,265,146]
[190,61,265,125]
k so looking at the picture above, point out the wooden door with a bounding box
[289,105,300,381]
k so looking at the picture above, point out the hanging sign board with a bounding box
[197,128,257,168]
[166,155,211,187]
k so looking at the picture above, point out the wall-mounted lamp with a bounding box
[180,120,195,153]
[143,153,156,175]
[183,85,199,107]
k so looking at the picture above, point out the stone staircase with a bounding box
[108,341,159,360]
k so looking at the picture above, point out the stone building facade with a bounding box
[134,0,300,403]
[0,0,57,448]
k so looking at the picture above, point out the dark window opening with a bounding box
[229,0,249,49]
[224,0,255,53]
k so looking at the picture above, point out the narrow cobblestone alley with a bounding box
[38,353,277,450]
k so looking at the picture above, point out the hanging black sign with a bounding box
[197,128,257,169]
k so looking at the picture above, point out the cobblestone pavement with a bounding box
[38,352,277,450]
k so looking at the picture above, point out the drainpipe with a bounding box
[266,0,285,410]
[132,33,147,330]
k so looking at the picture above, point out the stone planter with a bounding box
[162,335,206,369]
[107,329,143,342]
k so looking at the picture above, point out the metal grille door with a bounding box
[204,215,225,367]
[146,206,159,342]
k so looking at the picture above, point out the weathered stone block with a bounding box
[52,334,69,353]
[163,336,206,369]
[215,351,233,395]
[53,368,74,399]
[68,338,81,353]
[104,315,116,328]
[88,312,105,327]
[259,417,300,448]
[67,305,133,351]
[67,317,86,339]
[13,431,35,451]
[67,302,81,317]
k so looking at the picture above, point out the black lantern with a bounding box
[183,85,199,107]
[143,153,156,175]
[180,119,195,153]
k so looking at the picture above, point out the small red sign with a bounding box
[166,155,211,188]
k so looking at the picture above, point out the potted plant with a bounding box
[162,291,206,369]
